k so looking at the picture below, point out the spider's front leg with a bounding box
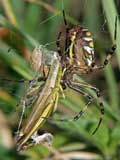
[92,16,117,71]
[66,80,104,134]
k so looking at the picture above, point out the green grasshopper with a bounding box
[16,46,63,151]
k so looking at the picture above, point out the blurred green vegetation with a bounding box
[0,0,120,160]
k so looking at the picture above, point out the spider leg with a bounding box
[62,9,70,52]
[42,82,94,125]
[56,8,70,57]
[0,78,29,83]
[69,81,104,134]
[92,16,117,70]
[67,81,94,119]
[56,31,62,56]
[0,76,45,84]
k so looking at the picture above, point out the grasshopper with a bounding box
[16,46,63,151]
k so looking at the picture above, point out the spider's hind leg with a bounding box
[67,81,94,121]
[93,16,117,70]
[68,81,104,135]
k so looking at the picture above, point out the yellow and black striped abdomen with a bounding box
[67,26,95,67]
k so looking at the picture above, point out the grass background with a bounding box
[0,0,120,159]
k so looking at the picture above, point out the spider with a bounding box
[56,9,117,134]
